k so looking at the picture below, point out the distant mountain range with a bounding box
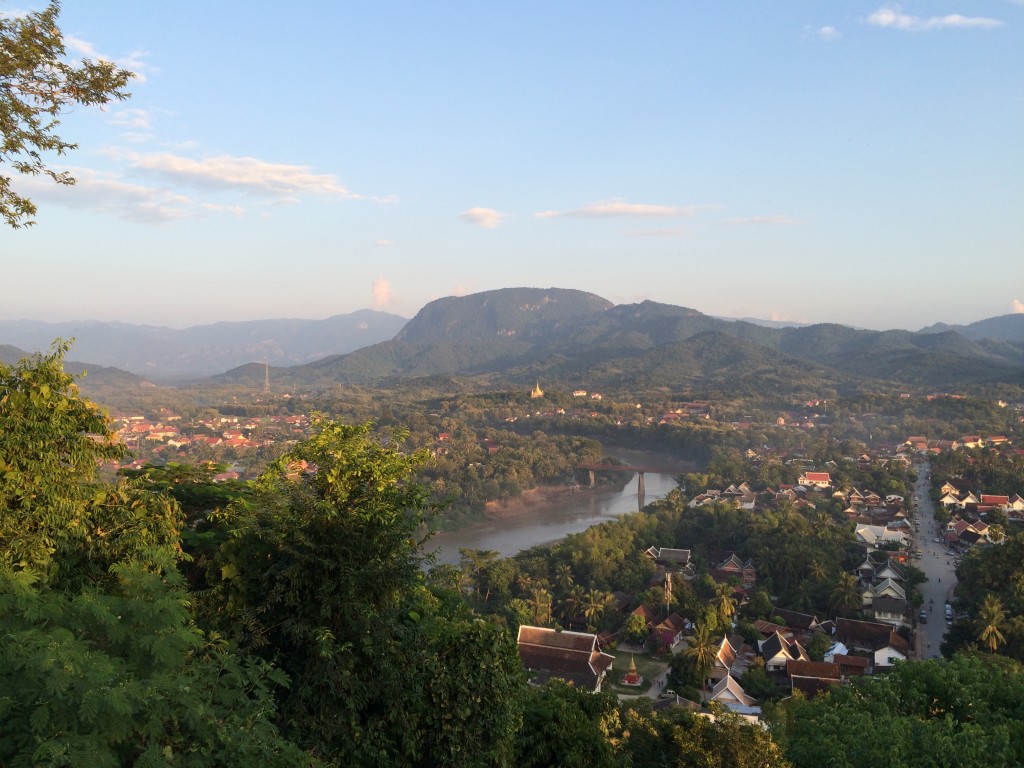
[0,310,407,380]
[4,291,1023,395]
[213,288,1024,395]
[0,344,146,390]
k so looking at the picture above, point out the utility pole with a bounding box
[264,361,270,395]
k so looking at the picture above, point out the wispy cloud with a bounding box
[725,214,800,226]
[817,25,841,40]
[65,34,152,82]
[21,168,201,224]
[374,239,394,247]
[372,277,395,307]
[110,108,153,131]
[536,198,706,219]
[116,152,365,202]
[1012,299,1024,313]
[867,6,1003,30]
[460,207,505,228]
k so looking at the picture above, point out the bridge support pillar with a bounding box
[637,472,645,496]
[588,470,596,488]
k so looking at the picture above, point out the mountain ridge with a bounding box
[220,288,1023,394]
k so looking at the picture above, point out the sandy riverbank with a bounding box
[482,484,582,520]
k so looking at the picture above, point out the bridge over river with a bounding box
[577,464,686,496]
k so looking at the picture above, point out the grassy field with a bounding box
[604,649,670,695]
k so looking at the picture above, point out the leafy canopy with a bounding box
[1,2,133,227]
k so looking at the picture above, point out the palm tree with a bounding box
[554,563,575,595]
[558,584,586,627]
[830,572,862,617]
[516,572,534,597]
[793,579,817,612]
[974,594,1007,653]
[530,585,553,626]
[808,559,828,582]
[582,588,612,631]
[713,582,737,627]
[684,623,719,702]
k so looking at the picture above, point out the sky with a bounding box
[1,1,1022,331]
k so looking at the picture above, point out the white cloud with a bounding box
[374,239,394,247]
[725,214,800,226]
[460,207,505,228]
[536,198,705,219]
[372,277,395,308]
[110,108,153,131]
[818,25,840,40]
[867,6,1003,30]
[65,35,151,82]
[21,168,201,224]
[1012,299,1024,313]
[124,152,359,201]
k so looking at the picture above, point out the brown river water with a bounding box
[423,449,685,564]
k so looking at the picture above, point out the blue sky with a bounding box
[2,1,1022,330]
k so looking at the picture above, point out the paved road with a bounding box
[911,461,958,659]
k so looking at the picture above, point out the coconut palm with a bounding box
[558,584,586,627]
[530,585,553,626]
[713,582,737,627]
[974,594,1007,653]
[553,563,575,595]
[582,588,613,631]
[830,572,862,617]
[684,623,719,701]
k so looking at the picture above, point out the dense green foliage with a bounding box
[201,420,525,765]
[772,653,1024,767]
[943,532,1024,660]
[0,346,305,766]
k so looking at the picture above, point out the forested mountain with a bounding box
[264,288,1024,393]
[0,344,146,389]
[920,313,1024,343]
[8,289,1023,392]
[0,310,408,380]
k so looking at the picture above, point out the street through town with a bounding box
[912,461,959,658]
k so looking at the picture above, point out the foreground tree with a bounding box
[771,653,1024,767]
[621,700,790,768]
[0,346,304,765]
[207,419,524,765]
[1,2,133,227]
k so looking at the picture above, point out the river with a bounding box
[423,449,685,564]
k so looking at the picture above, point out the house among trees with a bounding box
[652,612,688,649]
[706,674,758,713]
[713,553,757,590]
[642,546,692,568]
[797,471,832,489]
[835,619,909,669]
[516,626,615,693]
[787,660,841,697]
[759,630,810,673]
